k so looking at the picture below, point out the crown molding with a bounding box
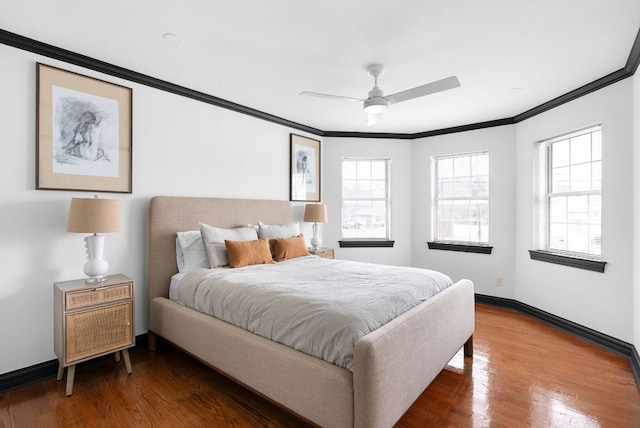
[324,118,516,140]
[512,68,630,123]
[0,28,324,137]
[1,24,639,139]
[625,24,640,75]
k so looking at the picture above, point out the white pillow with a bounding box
[199,223,259,267]
[257,221,300,239]
[176,231,209,273]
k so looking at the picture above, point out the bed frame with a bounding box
[146,196,474,428]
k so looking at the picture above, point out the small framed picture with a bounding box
[36,63,133,193]
[290,134,320,202]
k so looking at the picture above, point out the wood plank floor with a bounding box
[1,304,639,427]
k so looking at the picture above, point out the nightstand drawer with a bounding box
[65,301,133,363]
[66,282,132,310]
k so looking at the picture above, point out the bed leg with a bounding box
[463,335,473,357]
[148,331,158,351]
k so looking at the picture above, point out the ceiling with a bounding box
[1,0,639,134]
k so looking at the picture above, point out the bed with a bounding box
[146,196,475,428]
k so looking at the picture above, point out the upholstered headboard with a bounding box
[146,196,292,303]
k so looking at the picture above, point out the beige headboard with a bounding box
[146,196,292,303]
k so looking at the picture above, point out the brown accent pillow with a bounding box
[270,234,310,262]
[225,239,273,268]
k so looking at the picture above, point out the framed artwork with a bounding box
[290,134,320,202]
[36,63,133,193]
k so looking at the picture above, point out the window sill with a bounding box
[427,241,493,254]
[339,240,395,248]
[528,250,606,273]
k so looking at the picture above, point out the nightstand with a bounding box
[54,274,134,396]
[308,247,334,259]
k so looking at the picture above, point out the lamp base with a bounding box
[83,235,109,283]
[310,235,322,250]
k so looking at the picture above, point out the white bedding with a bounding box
[177,256,453,371]
[169,272,188,301]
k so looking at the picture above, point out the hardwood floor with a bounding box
[1,304,639,427]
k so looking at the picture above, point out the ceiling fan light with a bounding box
[363,98,389,114]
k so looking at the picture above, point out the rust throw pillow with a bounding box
[270,234,310,262]
[225,239,273,268]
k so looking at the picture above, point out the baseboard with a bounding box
[0,333,148,395]
[0,359,59,394]
[631,343,640,389]
[476,294,640,389]
[3,304,639,394]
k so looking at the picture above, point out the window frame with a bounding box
[339,157,394,248]
[532,125,606,272]
[429,151,491,252]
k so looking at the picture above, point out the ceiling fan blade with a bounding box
[367,112,382,126]
[299,91,364,103]
[386,76,460,105]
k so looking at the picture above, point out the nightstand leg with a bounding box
[56,362,65,381]
[122,349,132,374]
[65,364,76,396]
[114,351,121,362]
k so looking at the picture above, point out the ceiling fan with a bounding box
[300,64,461,125]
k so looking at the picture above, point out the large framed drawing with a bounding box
[290,134,320,202]
[36,63,132,193]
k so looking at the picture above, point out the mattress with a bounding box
[176,256,453,370]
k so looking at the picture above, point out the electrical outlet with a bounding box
[496,276,503,287]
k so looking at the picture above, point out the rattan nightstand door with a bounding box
[66,301,133,363]
[54,274,134,396]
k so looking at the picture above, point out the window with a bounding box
[432,152,489,244]
[537,126,602,260]
[340,158,391,243]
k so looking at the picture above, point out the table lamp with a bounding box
[66,195,120,283]
[303,203,328,249]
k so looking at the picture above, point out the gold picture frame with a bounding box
[36,63,132,193]
[290,134,320,202]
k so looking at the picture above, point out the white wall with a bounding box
[515,79,634,341]
[322,138,413,266]
[0,43,318,374]
[411,126,517,296]
[2,41,638,377]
